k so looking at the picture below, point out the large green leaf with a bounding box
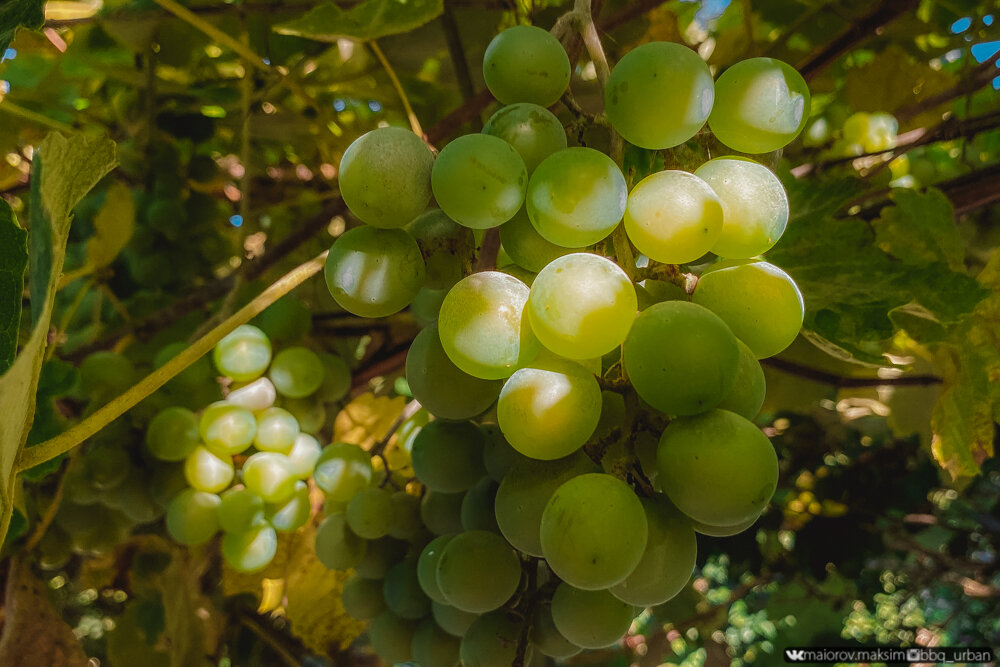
[0,201,27,374]
[873,188,965,271]
[0,0,43,55]
[274,0,444,42]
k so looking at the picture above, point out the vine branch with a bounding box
[763,356,942,387]
[370,41,424,137]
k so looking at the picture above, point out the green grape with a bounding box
[146,407,200,462]
[342,575,386,620]
[550,584,634,649]
[593,390,626,441]
[431,134,527,229]
[282,397,326,434]
[692,511,761,537]
[267,347,325,399]
[412,618,461,667]
[481,424,528,482]
[411,421,487,493]
[718,340,766,420]
[222,524,278,573]
[694,157,789,259]
[72,508,131,556]
[531,602,582,658]
[405,325,503,420]
[252,295,312,343]
[605,41,714,149]
[384,558,431,619]
[370,611,419,664]
[540,473,647,590]
[38,524,73,571]
[483,103,568,173]
[460,611,526,667]
[692,260,804,358]
[241,452,297,503]
[432,602,478,637]
[324,226,426,318]
[346,487,394,539]
[438,271,540,380]
[284,433,322,478]
[635,432,660,489]
[356,537,408,579]
[526,253,636,359]
[64,461,101,505]
[420,491,465,535]
[862,113,898,152]
[708,57,810,153]
[408,209,476,289]
[497,356,601,460]
[624,170,724,265]
[103,473,161,524]
[318,353,352,403]
[155,342,220,407]
[388,491,422,540]
[266,480,311,532]
[499,209,577,273]
[338,126,434,228]
[461,477,500,533]
[658,409,778,525]
[199,402,257,455]
[494,451,599,556]
[184,445,235,493]
[166,489,221,545]
[84,441,130,490]
[218,487,266,533]
[482,26,570,106]
[417,534,456,603]
[609,496,697,606]
[252,407,300,454]
[80,351,136,401]
[411,287,447,327]
[226,377,276,412]
[635,278,688,310]
[315,513,367,570]
[500,263,537,286]
[213,324,272,382]
[313,443,374,501]
[526,148,627,248]
[622,301,739,416]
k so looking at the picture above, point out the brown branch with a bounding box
[851,162,1000,220]
[349,347,409,395]
[598,0,667,33]
[763,357,942,387]
[475,228,502,272]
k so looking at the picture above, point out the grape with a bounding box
[460,611,526,667]
[861,113,898,152]
[593,390,626,440]
[526,253,637,359]
[531,602,582,658]
[483,103,568,173]
[226,377,277,412]
[694,157,789,259]
[38,525,72,571]
[605,42,714,149]
[324,226,426,318]
[315,513,367,569]
[499,209,577,274]
[80,351,136,401]
[461,477,500,533]
[267,481,311,532]
[411,421,487,492]
[166,489,221,545]
[411,287,447,327]
[253,295,312,343]
[494,451,599,556]
[337,126,434,228]
[370,611,419,664]
[481,424,528,482]
[622,301,739,416]
[692,511,761,537]
[145,407,200,461]
[658,409,778,525]
[497,356,601,460]
[692,260,804,358]
[635,278,688,310]
[346,487,394,539]
[184,446,235,493]
[717,340,766,420]
[432,602,478,637]
[218,487,266,534]
[104,474,161,524]
[313,443,373,501]
[268,347,325,399]
[241,452,297,503]
[200,402,257,455]
[405,325,503,420]
[282,433,321,479]
[342,575,386,620]
[609,496,697,606]
[222,524,278,573]
[412,618,461,667]
[708,57,810,154]
[417,534,455,603]
[436,530,520,612]
[420,491,465,535]
[318,353,352,403]
[388,491,422,540]
[282,397,326,434]
[252,407,299,454]
[624,170,724,265]
[384,558,431,619]
[526,147,627,248]
[356,537,408,579]
[438,271,540,380]
[213,325,272,382]
[482,26,570,107]
[408,209,476,289]
[431,134,527,229]
[550,584,634,649]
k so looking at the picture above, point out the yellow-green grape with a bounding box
[550,584,634,649]
[146,407,200,462]
[623,301,739,416]
[388,491,422,540]
[540,473,648,590]
[222,524,278,573]
[241,452,297,503]
[337,126,434,228]
[432,602,478,637]
[460,611,527,667]
[695,157,789,259]
[708,57,810,153]
[692,511,761,537]
[717,340,766,420]
[267,480,310,532]
[841,112,870,146]
[213,324,272,382]
[315,512,367,570]
[356,538,408,579]
[692,260,804,358]
[483,103,568,173]
[318,353,352,403]
[285,433,322,478]
[342,575,387,621]
[431,134,527,229]
[411,420,487,493]
[250,407,297,454]
[437,271,540,380]
[609,496,697,606]
[282,396,326,433]
[436,530,521,613]
[635,278,688,310]
[268,347,325,399]
[408,209,476,289]
[199,402,257,455]
[370,611,419,664]
[218,486,266,534]
[226,377,276,412]
[460,477,500,533]
[346,487,394,539]
[166,489,221,545]
[657,409,778,525]
[863,112,898,152]
[384,558,432,619]
[314,443,373,501]
[324,226,426,318]
[482,26,571,107]
[499,208,578,273]
[526,147,627,247]
[420,491,465,535]
[412,618,461,667]
[605,41,714,149]
[184,445,235,493]
[500,263,537,286]
[418,534,456,604]
[526,253,637,359]
[624,170,724,264]
[531,602,582,658]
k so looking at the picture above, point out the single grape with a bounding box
[166,489,221,545]
[184,445,235,493]
[370,611,419,664]
[717,339,766,420]
[420,491,465,535]
[355,537,408,579]
[411,617,461,667]
[213,324,272,382]
[460,611,527,667]
[461,477,500,533]
[408,209,476,289]
[253,294,312,343]
[532,601,582,658]
[103,473,161,524]
[432,601,478,637]
[268,347,325,399]
[266,480,311,532]
[480,424,528,483]
[692,511,762,537]
[315,513,367,570]
[346,487,395,539]
[145,406,200,462]
[499,208,577,273]
[318,353,352,403]
[417,534,455,604]
[226,377,277,412]
[483,103,568,173]
[431,134,527,229]
[388,491,422,540]
[482,26,571,107]
[342,575,387,620]
[222,524,278,573]
[384,558,431,619]
[550,584,634,649]
[252,407,299,454]
[436,530,521,613]
[411,420,487,493]
[241,452,297,503]
[313,443,373,501]
[282,396,326,434]
[80,351,136,401]
[218,486,266,534]
[411,287,447,327]
[199,401,257,455]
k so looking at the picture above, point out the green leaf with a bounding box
[274,0,444,42]
[0,0,44,55]
[873,188,964,271]
[86,181,136,269]
[0,201,27,374]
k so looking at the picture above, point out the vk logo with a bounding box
[785,649,806,662]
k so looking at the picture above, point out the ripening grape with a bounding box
[384,558,432,619]
[284,433,322,478]
[717,340,766,420]
[342,575,387,620]
[460,477,500,533]
[253,295,312,343]
[692,511,761,537]
[166,489,221,545]
[540,473,648,590]
[356,538,408,579]
[226,377,277,412]
[241,452,297,503]
[709,57,810,153]
[266,480,311,532]
[437,271,540,380]
[218,487,266,534]
[411,287,447,327]
[146,407,200,461]
[318,353,352,403]
[432,601,478,637]
[370,611,419,664]
[526,147,627,248]
[388,491,422,540]
[420,490,465,535]
[346,487,395,539]
[482,26,571,107]
[431,134,527,229]
[313,443,374,501]
[184,445,235,493]
[550,584,634,649]
[411,618,461,667]
[222,524,278,573]
[411,420,487,492]
[199,402,257,455]
[324,226,426,318]
[692,260,804,358]
[499,208,577,273]
[253,407,300,453]
[460,611,526,667]
[337,126,434,228]
[417,534,456,604]
[531,603,582,658]
[658,409,778,525]
[408,209,476,289]
[605,42,714,149]
[268,347,325,399]
[283,396,326,433]
[315,513,367,570]
[623,301,739,416]
[482,103,568,173]
[213,325,272,382]
[436,530,521,613]
[481,424,528,483]
[624,170,724,264]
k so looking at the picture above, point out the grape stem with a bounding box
[474,227,502,272]
[369,40,425,138]
[512,558,540,667]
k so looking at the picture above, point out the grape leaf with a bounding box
[86,181,136,270]
[0,201,27,374]
[274,0,444,42]
[872,188,965,271]
[0,0,43,55]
